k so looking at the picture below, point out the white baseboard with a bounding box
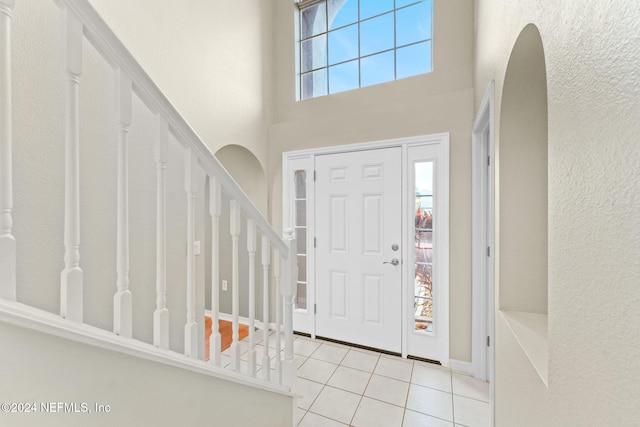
[447,359,473,375]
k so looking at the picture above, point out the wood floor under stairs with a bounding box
[205,316,249,361]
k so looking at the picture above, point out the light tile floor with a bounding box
[292,335,490,427]
[218,333,490,427]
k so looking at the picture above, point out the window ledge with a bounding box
[500,310,548,386]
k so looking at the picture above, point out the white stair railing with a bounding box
[208,176,222,366]
[60,6,84,323]
[0,0,297,394]
[184,148,199,359]
[153,115,170,350]
[247,219,257,378]
[114,69,133,339]
[262,235,272,382]
[0,0,16,302]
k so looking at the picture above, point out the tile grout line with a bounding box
[348,350,381,426]
[298,338,489,426]
[296,352,313,426]
[299,343,348,426]
[450,367,456,425]
[399,358,416,427]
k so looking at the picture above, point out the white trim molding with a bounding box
[283,133,450,363]
[471,80,495,383]
[0,300,291,395]
[447,359,473,375]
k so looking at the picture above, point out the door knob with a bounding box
[383,258,400,266]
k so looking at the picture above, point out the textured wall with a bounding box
[475,0,640,424]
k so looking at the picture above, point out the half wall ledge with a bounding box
[500,310,548,386]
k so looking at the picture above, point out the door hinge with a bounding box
[313,170,316,181]
[487,335,491,347]
[487,246,491,257]
[487,155,491,166]
[314,304,317,314]
[314,237,317,248]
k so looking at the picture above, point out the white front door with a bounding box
[315,147,402,352]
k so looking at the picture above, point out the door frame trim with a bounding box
[471,81,495,382]
[283,133,449,361]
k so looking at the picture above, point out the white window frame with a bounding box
[296,0,434,100]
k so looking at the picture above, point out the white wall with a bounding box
[87,0,274,172]
[0,322,293,427]
[498,24,548,314]
[269,0,475,362]
[475,0,640,424]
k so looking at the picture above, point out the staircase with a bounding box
[0,0,296,425]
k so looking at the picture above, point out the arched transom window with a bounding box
[298,0,433,100]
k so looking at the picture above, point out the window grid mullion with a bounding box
[394,0,397,80]
[299,0,432,100]
[358,0,361,89]
[325,0,329,94]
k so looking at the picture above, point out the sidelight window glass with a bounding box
[414,161,433,332]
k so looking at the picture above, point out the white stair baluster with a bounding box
[113,70,132,338]
[60,7,84,322]
[0,0,15,301]
[184,148,198,358]
[153,115,169,349]
[229,199,241,371]
[208,176,222,365]
[247,219,257,377]
[282,229,297,388]
[273,250,282,384]
[261,236,271,381]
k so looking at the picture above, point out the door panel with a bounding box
[315,147,402,352]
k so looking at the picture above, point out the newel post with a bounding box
[0,0,16,301]
[60,7,84,322]
[282,228,297,389]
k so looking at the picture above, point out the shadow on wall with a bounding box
[215,144,268,215]
[204,145,269,319]
[499,23,549,315]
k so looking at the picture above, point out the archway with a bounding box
[215,145,267,215]
[499,24,549,314]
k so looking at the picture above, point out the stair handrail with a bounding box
[1,0,297,394]
[55,0,288,256]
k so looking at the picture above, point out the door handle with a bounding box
[383,258,400,266]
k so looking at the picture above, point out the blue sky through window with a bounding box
[360,0,394,20]
[360,12,394,56]
[300,0,433,99]
[328,24,358,65]
[329,0,357,29]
